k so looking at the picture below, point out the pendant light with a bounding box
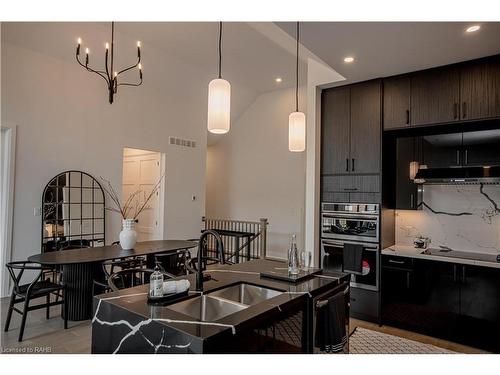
[409,137,420,181]
[289,21,306,152]
[207,22,231,134]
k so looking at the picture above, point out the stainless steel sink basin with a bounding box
[167,295,248,322]
[209,283,282,306]
[166,283,282,322]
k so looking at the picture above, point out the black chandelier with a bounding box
[76,22,143,104]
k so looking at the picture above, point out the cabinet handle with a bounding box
[343,188,358,191]
[464,149,468,165]
[453,103,458,119]
[352,158,355,172]
[406,109,410,125]
[346,158,349,172]
[456,150,460,166]
[410,193,414,209]
[462,102,467,119]
[388,259,405,264]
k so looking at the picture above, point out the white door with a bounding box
[122,150,161,242]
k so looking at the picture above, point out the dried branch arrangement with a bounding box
[100,175,164,220]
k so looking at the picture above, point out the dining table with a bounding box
[28,240,197,321]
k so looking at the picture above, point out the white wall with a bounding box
[206,87,306,259]
[1,25,215,272]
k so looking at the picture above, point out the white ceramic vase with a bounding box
[119,219,137,250]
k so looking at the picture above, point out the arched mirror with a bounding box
[42,171,105,252]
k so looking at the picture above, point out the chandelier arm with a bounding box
[117,78,143,87]
[116,57,141,76]
[76,55,109,83]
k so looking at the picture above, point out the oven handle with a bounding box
[322,213,379,221]
[321,239,379,251]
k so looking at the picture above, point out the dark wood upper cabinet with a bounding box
[462,129,500,166]
[383,75,411,130]
[321,87,350,174]
[460,56,500,121]
[421,132,463,168]
[410,67,460,126]
[350,80,382,174]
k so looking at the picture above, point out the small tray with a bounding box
[260,268,322,283]
[147,289,189,305]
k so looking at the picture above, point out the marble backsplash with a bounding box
[395,184,500,254]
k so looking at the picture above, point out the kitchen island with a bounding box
[91,259,350,354]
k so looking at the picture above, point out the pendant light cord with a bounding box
[218,22,223,79]
[111,21,114,80]
[295,21,299,112]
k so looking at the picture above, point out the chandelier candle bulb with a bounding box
[105,42,109,50]
[76,38,81,55]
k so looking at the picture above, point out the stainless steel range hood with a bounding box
[414,166,500,184]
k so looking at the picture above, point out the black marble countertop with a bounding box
[93,259,349,343]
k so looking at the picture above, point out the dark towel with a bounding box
[343,243,363,275]
[315,291,347,353]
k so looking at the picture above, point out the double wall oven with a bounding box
[321,203,380,291]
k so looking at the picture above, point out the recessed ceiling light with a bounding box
[344,56,355,63]
[466,25,481,33]
[275,77,283,83]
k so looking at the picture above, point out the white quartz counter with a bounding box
[382,244,500,269]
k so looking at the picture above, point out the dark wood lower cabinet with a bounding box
[382,257,500,352]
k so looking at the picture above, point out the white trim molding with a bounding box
[1,124,17,297]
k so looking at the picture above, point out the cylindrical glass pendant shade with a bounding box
[207,78,231,134]
[288,111,306,152]
[409,161,420,181]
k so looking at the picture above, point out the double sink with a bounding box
[167,283,283,322]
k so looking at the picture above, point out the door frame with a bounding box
[1,124,17,297]
[122,147,165,240]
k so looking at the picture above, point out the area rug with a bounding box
[349,327,455,354]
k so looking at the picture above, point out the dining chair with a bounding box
[92,241,147,295]
[107,267,175,292]
[185,239,232,274]
[4,261,68,342]
[154,248,192,276]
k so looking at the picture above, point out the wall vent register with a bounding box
[169,137,197,148]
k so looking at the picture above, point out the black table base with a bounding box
[62,263,94,321]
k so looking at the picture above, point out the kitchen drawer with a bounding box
[322,175,380,193]
[350,287,380,322]
[382,255,414,270]
[321,192,350,203]
[349,192,381,204]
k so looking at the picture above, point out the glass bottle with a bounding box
[150,262,164,297]
[288,234,299,275]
